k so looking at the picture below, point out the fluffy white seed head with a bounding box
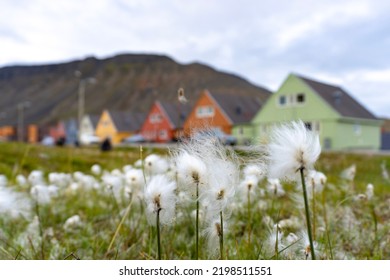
[267,120,321,181]
[366,183,374,200]
[266,178,285,197]
[144,174,176,225]
[0,187,32,219]
[144,154,169,176]
[203,217,225,257]
[63,215,83,231]
[340,164,356,181]
[203,159,238,217]
[243,163,266,182]
[91,164,102,176]
[175,151,207,189]
[306,170,327,196]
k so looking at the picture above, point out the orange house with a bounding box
[141,101,192,142]
[95,110,146,145]
[183,89,264,139]
[0,126,15,141]
[183,90,233,135]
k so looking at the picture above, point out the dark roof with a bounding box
[158,101,192,128]
[209,92,263,124]
[109,111,146,132]
[297,74,377,120]
[88,115,100,128]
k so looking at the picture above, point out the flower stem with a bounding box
[219,211,224,260]
[300,168,316,260]
[196,182,199,260]
[247,188,251,244]
[157,208,162,260]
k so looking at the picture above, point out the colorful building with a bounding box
[79,114,100,145]
[95,110,146,145]
[141,101,192,142]
[183,90,264,144]
[252,73,382,150]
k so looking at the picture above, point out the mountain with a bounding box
[0,53,271,126]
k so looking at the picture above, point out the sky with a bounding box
[1,0,389,118]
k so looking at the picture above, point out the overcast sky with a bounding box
[1,0,389,118]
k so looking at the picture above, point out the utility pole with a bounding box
[75,70,96,143]
[17,101,30,142]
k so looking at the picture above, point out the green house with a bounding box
[252,73,382,150]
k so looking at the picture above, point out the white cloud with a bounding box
[0,0,389,117]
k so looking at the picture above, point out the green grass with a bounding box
[0,142,389,260]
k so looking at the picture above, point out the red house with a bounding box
[141,101,192,142]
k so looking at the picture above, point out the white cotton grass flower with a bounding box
[239,175,260,199]
[242,163,266,182]
[266,178,285,197]
[144,174,176,225]
[366,183,374,200]
[305,170,327,196]
[296,230,322,260]
[16,174,28,187]
[125,168,144,189]
[16,216,41,251]
[340,164,356,181]
[0,187,32,219]
[0,175,8,187]
[28,170,45,186]
[203,159,238,219]
[48,172,72,189]
[175,151,207,191]
[266,120,321,181]
[264,225,285,258]
[91,164,102,176]
[63,215,83,231]
[144,154,169,176]
[203,217,225,257]
[30,184,55,204]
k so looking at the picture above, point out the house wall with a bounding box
[141,103,174,143]
[80,116,96,137]
[331,120,381,150]
[252,74,381,150]
[183,90,231,136]
[0,126,15,140]
[232,124,255,145]
[95,111,132,145]
[96,111,118,144]
[28,125,39,143]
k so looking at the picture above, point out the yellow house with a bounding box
[95,110,146,145]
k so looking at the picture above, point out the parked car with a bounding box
[122,134,147,143]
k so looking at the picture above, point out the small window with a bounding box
[297,93,305,104]
[150,113,162,124]
[279,96,286,106]
[159,130,168,139]
[354,123,361,135]
[196,106,215,118]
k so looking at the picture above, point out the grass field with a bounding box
[0,141,389,260]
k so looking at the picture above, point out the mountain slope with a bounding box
[0,53,271,126]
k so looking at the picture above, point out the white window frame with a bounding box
[196,106,215,118]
